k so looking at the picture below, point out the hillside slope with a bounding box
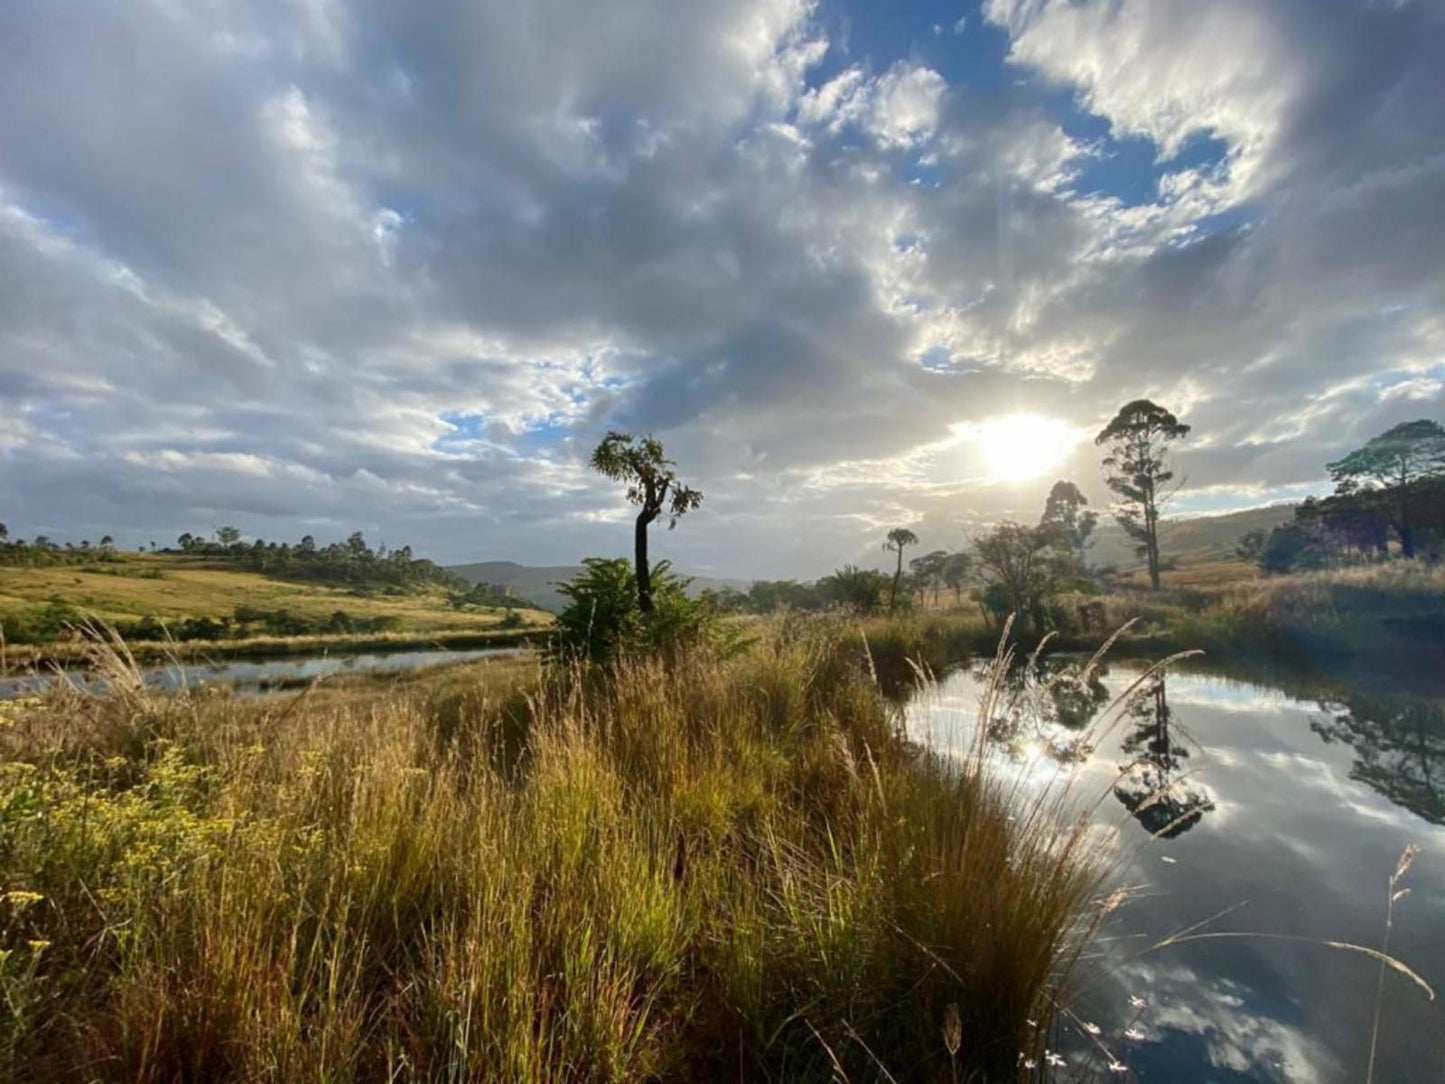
[0,553,546,632]
[1089,504,1296,570]
[449,560,747,612]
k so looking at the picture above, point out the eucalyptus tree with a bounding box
[1039,480,1098,572]
[942,551,972,604]
[590,431,703,614]
[909,549,950,605]
[1327,419,1445,558]
[1095,400,1190,590]
[884,527,919,614]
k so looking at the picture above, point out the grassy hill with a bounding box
[449,559,748,612]
[0,553,548,636]
[1089,503,1296,570]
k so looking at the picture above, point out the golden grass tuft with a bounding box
[0,622,1107,1082]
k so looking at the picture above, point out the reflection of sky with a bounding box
[907,664,1445,1082]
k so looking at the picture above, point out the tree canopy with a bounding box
[884,527,919,614]
[1095,400,1190,590]
[1327,419,1445,558]
[590,432,702,613]
[1039,479,1097,570]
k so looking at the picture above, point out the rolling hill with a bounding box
[448,560,748,612]
[1088,503,1297,570]
[0,553,547,633]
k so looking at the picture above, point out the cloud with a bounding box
[0,0,1442,576]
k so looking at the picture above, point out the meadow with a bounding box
[0,622,1108,1083]
[0,554,533,630]
[0,553,551,665]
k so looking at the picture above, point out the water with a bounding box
[907,660,1445,1083]
[0,645,523,700]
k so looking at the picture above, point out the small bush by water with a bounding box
[0,622,1106,1082]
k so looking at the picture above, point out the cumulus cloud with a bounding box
[0,0,1442,575]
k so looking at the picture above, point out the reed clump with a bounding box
[0,621,1105,1082]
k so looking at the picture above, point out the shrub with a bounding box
[552,557,713,664]
[0,601,84,644]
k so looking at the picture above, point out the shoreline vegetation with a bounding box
[2,558,1439,688]
[813,559,1445,696]
[0,620,1108,1082]
[0,624,542,671]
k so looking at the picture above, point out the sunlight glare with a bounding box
[974,414,1080,482]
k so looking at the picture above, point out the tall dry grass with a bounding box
[0,621,1108,1082]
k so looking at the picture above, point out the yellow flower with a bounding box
[3,890,44,909]
[26,940,50,954]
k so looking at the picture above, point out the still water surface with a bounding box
[0,645,521,700]
[907,660,1445,1083]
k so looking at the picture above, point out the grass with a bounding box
[0,553,546,633]
[0,624,542,669]
[1147,561,1445,670]
[920,560,1445,677]
[0,620,1108,1083]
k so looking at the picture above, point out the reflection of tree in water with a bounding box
[1114,676,1215,838]
[978,658,1111,765]
[1310,691,1445,825]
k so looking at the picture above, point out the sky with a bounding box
[2,0,1443,578]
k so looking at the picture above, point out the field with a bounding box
[0,554,549,634]
[1088,504,1296,570]
[0,621,1106,1083]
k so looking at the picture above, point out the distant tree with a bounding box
[1039,480,1098,571]
[590,432,703,614]
[972,522,1068,634]
[1327,419,1445,559]
[298,534,317,555]
[821,564,888,615]
[0,523,7,542]
[884,527,919,614]
[1258,520,1330,574]
[909,549,950,605]
[99,534,114,552]
[942,551,972,604]
[1096,400,1190,590]
[1235,529,1267,564]
[216,525,242,547]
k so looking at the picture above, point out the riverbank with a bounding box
[857,562,1445,685]
[0,624,547,670]
[0,621,1103,1082]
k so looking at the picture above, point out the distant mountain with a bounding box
[447,560,748,613]
[1089,503,1297,570]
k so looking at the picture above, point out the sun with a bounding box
[974,414,1081,482]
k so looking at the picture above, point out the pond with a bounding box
[0,645,524,700]
[906,658,1445,1083]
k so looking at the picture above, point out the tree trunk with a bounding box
[1398,488,1415,558]
[890,548,903,613]
[635,509,655,614]
[1145,492,1162,591]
